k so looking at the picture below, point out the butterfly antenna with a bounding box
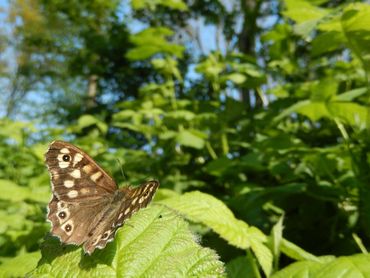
[116,158,127,181]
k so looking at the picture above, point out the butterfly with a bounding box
[45,140,159,255]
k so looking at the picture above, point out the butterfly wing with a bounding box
[47,194,111,245]
[45,140,117,200]
[45,140,117,245]
[45,141,159,254]
[83,180,160,254]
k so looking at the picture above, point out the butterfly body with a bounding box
[45,140,159,255]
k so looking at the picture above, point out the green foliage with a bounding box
[0,251,41,277]
[2,0,370,276]
[127,27,185,60]
[272,254,370,278]
[132,0,188,11]
[31,206,224,277]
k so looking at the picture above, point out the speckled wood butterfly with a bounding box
[45,140,159,255]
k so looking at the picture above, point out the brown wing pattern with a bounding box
[47,194,111,245]
[83,180,160,254]
[45,140,117,201]
[45,140,160,255]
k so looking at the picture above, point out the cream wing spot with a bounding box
[90,171,102,182]
[57,201,66,210]
[138,196,146,204]
[59,161,70,168]
[132,197,138,205]
[124,207,131,215]
[67,190,78,198]
[57,154,63,161]
[83,164,93,174]
[57,153,71,168]
[64,180,74,188]
[80,188,90,194]
[70,169,81,179]
[73,153,83,166]
[92,235,102,246]
[60,148,70,154]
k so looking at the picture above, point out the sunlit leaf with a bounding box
[0,251,41,277]
[159,191,271,275]
[31,206,224,277]
[176,130,205,149]
[272,254,370,278]
[127,27,184,60]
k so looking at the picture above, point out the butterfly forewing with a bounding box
[45,140,159,255]
[45,141,117,198]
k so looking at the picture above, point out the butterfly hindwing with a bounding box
[47,194,111,245]
[83,181,160,254]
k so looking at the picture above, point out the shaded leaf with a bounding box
[76,115,108,134]
[226,256,256,278]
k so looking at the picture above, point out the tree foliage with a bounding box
[1,0,370,277]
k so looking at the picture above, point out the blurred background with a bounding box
[1,0,370,276]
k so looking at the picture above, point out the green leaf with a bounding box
[112,110,136,121]
[0,179,48,203]
[272,253,370,278]
[223,73,246,84]
[334,87,368,101]
[205,156,235,177]
[328,102,368,129]
[161,191,272,275]
[132,0,188,11]
[31,205,224,277]
[160,191,271,275]
[0,180,30,202]
[0,251,41,277]
[0,119,35,144]
[271,260,325,278]
[166,110,196,121]
[283,0,330,23]
[76,115,108,134]
[274,99,369,129]
[283,0,331,37]
[226,256,256,278]
[160,191,267,249]
[270,216,284,261]
[250,240,273,277]
[280,239,321,262]
[341,3,370,71]
[311,31,345,56]
[127,27,184,60]
[176,130,205,149]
